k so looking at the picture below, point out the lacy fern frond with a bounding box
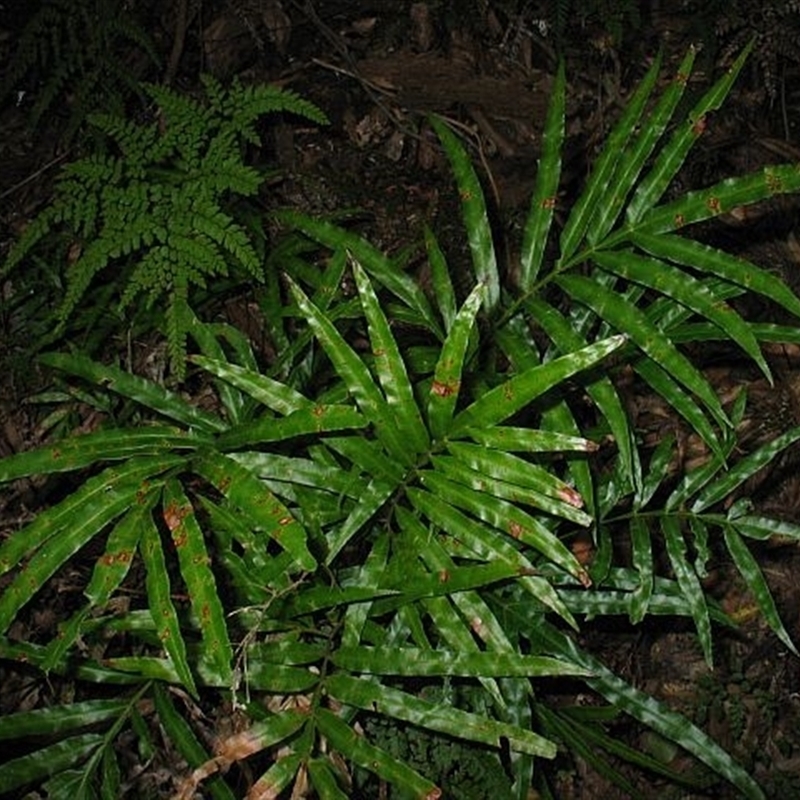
[1,0,160,140]
[3,78,328,379]
[716,0,800,100]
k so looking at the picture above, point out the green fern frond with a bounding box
[4,76,327,379]
[1,0,159,140]
[88,113,160,166]
[0,5,59,98]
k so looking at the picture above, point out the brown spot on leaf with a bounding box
[431,378,459,397]
[164,501,191,532]
[691,115,706,136]
[558,486,584,508]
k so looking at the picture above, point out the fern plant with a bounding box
[2,75,328,380]
[542,0,642,45]
[0,0,160,140]
[1,47,800,799]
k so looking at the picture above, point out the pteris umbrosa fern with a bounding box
[0,0,160,141]
[3,75,328,379]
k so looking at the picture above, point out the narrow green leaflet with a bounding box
[467,425,596,453]
[332,646,591,678]
[635,432,676,510]
[723,524,798,655]
[407,486,577,626]
[315,709,440,798]
[231,452,364,498]
[560,51,661,262]
[279,583,399,619]
[189,320,252,426]
[0,427,207,482]
[594,249,769,378]
[627,43,752,223]
[215,404,366,450]
[524,295,638,485]
[162,479,233,683]
[632,231,800,321]
[0,734,104,796]
[419,471,589,585]
[432,454,593,527]
[289,277,411,466]
[325,435,405,484]
[451,333,627,435]
[152,683,236,800]
[100,743,122,800]
[43,495,157,672]
[590,48,696,243]
[200,495,275,578]
[662,515,712,666]
[39,352,226,433]
[191,354,312,414]
[433,455,590,526]
[635,358,722,459]
[519,61,565,289]
[538,703,704,796]
[446,434,580,499]
[371,561,527,617]
[629,515,653,624]
[342,530,391,647]
[325,476,397,565]
[557,274,729,429]
[692,426,800,513]
[352,259,429,454]
[227,711,308,756]
[429,115,500,311]
[427,282,484,439]
[139,511,197,696]
[0,637,148,685]
[274,210,441,334]
[192,449,316,572]
[419,596,504,709]
[0,469,157,634]
[633,164,800,236]
[424,224,456,331]
[326,674,557,758]
[0,455,180,576]
[248,639,327,665]
[734,514,800,542]
[691,515,711,579]
[230,661,319,694]
[0,700,129,740]
[308,758,349,800]
[666,445,730,513]
[396,507,508,704]
[251,753,303,799]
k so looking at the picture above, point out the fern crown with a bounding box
[3,76,328,376]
